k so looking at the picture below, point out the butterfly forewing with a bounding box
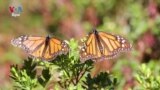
[49,38,69,58]
[11,35,46,53]
[99,32,132,58]
[80,33,102,62]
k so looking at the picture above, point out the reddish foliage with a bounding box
[136,30,160,62]
[84,7,99,26]
[148,0,158,19]
[122,66,135,90]
[0,63,11,84]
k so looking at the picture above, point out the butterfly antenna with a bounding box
[92,21,98,31]
[93,28,97,32]
[93,20,98,30]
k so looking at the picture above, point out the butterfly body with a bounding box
[80,29,132,62]
[42,36,50,57]
[93,29,104,54]
[11,35,69,60]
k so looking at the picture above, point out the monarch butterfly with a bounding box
[80,29,132,62]
[11,35,69,60]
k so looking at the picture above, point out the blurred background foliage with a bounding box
[0,0,160,89]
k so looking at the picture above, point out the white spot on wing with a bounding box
[122,40,125,43]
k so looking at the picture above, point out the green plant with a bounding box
[134,61,160,90]
[82,72,117,90]
[10,59,38,90]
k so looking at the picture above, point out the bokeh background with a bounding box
[0,0,160,89]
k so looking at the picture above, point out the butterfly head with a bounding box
[46,35,50,38]
[88,28,98,35]
[92,28,98,34]
[45,35,50,44]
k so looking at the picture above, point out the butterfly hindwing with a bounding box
[30,43,46,59]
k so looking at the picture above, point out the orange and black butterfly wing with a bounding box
[50,38,69,55]
[11,35,46,59]
[38,38,69,60]
[97,32,132,60]
[80,33,102,62]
